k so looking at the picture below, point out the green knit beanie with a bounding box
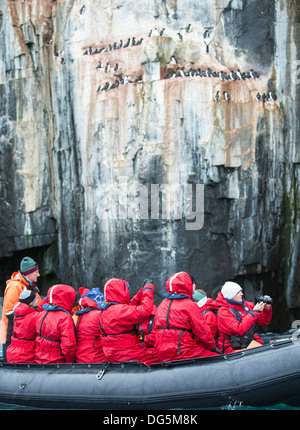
[193,290,207,302]
[20,257,39,276]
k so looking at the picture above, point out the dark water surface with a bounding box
[1,401,300,410]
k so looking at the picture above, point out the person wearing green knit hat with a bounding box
[0,256,41,361]
[20,257,40,281]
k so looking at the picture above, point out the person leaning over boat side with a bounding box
[75,287,105,363]
[193,289,219,343]
[98,278,159,365]
[35,284,77,364]
[152,272,219,362]
[216,281,272,354]
[6,290,39,363]
[0,257,41,361]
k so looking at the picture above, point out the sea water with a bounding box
[0,402,300,411]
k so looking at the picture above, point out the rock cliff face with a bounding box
[0,0,299,329]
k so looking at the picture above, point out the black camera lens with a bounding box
[257,295,273,305]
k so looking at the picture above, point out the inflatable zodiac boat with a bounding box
[1,334,300,409]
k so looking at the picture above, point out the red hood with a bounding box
[199,298,218,311]
[47,284,76,312]
[104,278,130,304]
[166,272,193,298]
[78,296,99,310]
[13,302,37,317]
[215,292,229,307]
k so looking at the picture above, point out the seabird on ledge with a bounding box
[214,91,220,101]
[268,92,277,101]
[224,91,230,101]
[124,38,130,48]
[170,56,178,65]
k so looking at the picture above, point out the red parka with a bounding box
[98,279,158,365]
[198,298,219,343]
[75,295,105,363]
[216,292,272,354]
[153,272,217,362]
[35,285,76,364]
[6,302,39,363]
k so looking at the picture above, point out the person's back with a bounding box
[98,278,158,365]
[154,272,218,362]
[6,290,39,363]
[193,291,219,343]
[35,284,76,364]
[75,289,105,363]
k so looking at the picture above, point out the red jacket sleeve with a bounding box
[113,284,155,326]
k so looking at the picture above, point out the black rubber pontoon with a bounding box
[1,337,300,409]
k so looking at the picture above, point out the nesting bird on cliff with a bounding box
[105,62,110,73]
[214,91,220,102]
[203,28,212,39]
[224,91,230,101]
[268,92,277,101]
[236,69,243,80]
[124,38,130,48]
[177,32,183,40]
[256,92,261,100]
[250,69,260,78]
[170,55,178,65]
[205,68,213,77]
[186,23,192,32]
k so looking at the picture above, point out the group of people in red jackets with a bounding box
[3,266,272,365]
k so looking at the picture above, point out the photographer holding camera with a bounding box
[216,281,272,354]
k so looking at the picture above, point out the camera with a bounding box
[257,295,273,305]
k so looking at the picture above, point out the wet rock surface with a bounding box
[0,0,299,329]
